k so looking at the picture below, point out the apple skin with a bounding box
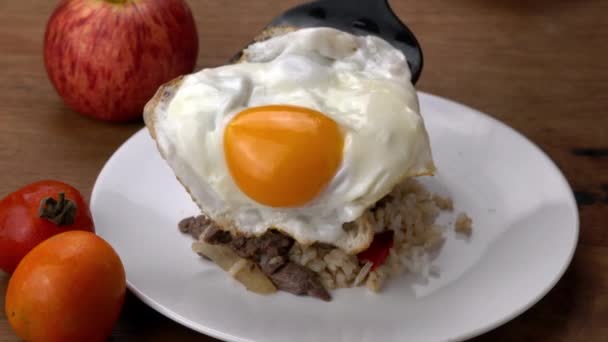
[44,0,199,122]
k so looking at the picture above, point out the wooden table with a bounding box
[1,0,607,340]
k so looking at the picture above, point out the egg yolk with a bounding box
[224,105,343,208]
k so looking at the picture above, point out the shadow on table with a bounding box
[108,291,220,342]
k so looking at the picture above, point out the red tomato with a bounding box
[0,180,94,273]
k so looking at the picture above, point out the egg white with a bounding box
[153,28,434,249]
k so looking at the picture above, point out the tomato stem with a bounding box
[39,193,77,226]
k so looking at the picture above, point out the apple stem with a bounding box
[39,193,78,226]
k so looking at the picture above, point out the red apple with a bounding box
[44,0,199,122]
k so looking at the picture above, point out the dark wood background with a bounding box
[1,0,607,340]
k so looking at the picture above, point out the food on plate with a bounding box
[432,194,454,211]
[0,180,94,274]
[145,26,434,251]
[192,241,277,295]
[44,0,198,121]
[455,213,473,236]
[145,27,468,300]
[5,231,126,342]
[179,178,450,298]
[181,216,329,299]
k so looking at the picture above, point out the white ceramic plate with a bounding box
[91,93,578,342]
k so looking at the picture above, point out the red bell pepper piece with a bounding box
[357,230,394,271]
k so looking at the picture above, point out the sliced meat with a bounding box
[269,262,331,301]
[229,235,258,259]
[180,215,331,301]
[223,231,330,300]
[220,230,295,278]
[178,215,213,240]
[257,230,293,258]
[203,224,232,244]
[259,254,288,275]
[227,230,293,261]
[180,215,232,244]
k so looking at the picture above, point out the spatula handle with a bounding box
[317,0,391,15]
[271,0,423,83]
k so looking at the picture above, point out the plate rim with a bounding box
[417,93,579,339]
[91,92,579,342]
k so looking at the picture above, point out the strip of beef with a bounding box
[258,254,288,275]
[236,234,330,301]
[178,215,214,240]
[179,215,331,301]
[202,224,232,244]
[230,230,293,260]
[269,262,331,301]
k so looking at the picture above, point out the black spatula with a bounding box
[236,0,424,84]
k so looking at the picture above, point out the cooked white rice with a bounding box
[289,179,460,292]
[455,212,473,236]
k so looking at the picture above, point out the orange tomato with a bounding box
[5,231,126,342]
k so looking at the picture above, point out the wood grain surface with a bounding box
[1,0,607,341]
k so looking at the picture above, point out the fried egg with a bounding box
[148,27,434,253]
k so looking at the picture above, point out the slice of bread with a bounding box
[143,26,374,254]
